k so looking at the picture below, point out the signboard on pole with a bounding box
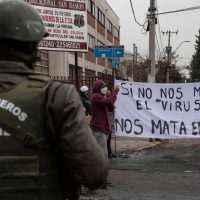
[94,45,124,69]
[113,47,124,58]
[25,0,88,52]
[94,46,113,58]
[112,59,120,69]
[94,45,124,58]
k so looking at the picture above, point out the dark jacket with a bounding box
[0,61,108,200]
[80,92,92,115]
[90,80,118,134]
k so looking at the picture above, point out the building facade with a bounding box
[36,0,120,81]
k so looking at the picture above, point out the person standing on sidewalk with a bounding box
[90,80,119,156]
[79,85,92,116]
[106,89,115,158]
[107,111,115,158]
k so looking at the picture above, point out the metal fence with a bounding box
[50,75,113,98]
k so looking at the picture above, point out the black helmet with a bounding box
[0,0,48,42]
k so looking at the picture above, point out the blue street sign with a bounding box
[113,47,124,58]
[112,59,120,69]
[94,45,124,58]
[94,47,113,58]
[94,45,124,69]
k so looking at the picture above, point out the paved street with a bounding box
[81,139,200,200]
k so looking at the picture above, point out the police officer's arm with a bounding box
[47,83,108,189]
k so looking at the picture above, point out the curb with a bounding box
[135,141,161,152]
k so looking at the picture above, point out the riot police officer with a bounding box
[0,1,108,200]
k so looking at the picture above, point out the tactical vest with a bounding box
[0,75,64,200]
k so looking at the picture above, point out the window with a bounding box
[97,40,105,46]
[87,0,95,15]
[107,19,113,33]
[69,64,82,81]
[97,72,103,77]
[114,26,120,39]
[85,69,95,77]
[88,34,95,49]
[97,8,105,25]
[35,50,49,75]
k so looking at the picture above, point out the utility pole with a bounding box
[162,30,178,82]
[75,52,79,89]
[135,46,138,65]
[148,0,156,83]
[132,43,136,81]
[135,46,138,80]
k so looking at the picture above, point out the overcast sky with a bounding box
[106,0,200,68]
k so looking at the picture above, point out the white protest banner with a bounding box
[114,80,200,139]
[25,0,88,52]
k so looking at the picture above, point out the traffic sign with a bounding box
[94,45,124,69]
[112,59,120,69]
[113,47,124,58]
[94,47,113,58]
[94,45,124,58]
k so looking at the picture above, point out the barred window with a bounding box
[35,50,49,75]
[85,68,95,77]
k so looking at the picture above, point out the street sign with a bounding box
[113,47,124,58]
[94,45,124,69]
[94,47,113,58]
[94,45,124,58]
[112,59,120,69]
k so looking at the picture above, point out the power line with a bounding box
[156,6,200,15]
[155,31,162,60]
[155,0,165,56]
[162,30,178,82]
[157,24,165,55]
[129,0,146,29]
[141,20,148,34]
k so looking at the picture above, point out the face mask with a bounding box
[101,87,108,95]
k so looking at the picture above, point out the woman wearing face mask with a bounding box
[90,80,119,157]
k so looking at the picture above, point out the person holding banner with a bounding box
[0,1,108,200]
[90,80,119,188]
[90,80,119,156]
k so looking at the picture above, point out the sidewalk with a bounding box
[111,136,161,155]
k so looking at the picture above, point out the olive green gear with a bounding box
[0,0,48,42]
[0,75,64,199]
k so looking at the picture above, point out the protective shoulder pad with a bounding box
[27,74,52,88]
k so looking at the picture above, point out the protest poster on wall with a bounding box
[25,0,88,52]
[114,80,200,139]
